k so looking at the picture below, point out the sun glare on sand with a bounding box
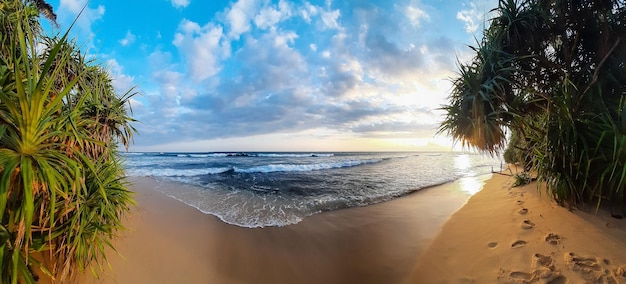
[454,154,484,195]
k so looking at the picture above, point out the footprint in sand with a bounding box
[516,200,525,205]
[545,233,563,245]
[509,271,532,281]
[564,252,621,283]
[533,253,554,268]
[501,254,566,284]
[521,219,535,229]
[487,242,498,249]
[517,208,528,215]
[533,254,567,283]
[511,240,527,248]
[564,252,602,272]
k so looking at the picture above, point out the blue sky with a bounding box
[46,0,496,152]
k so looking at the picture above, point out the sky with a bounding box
[44,0,497,152]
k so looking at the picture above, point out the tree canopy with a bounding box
[440,0,626,207]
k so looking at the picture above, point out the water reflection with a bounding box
[454,154,471,171]
[458,176,485,195]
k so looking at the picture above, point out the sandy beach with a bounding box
[412,173,626,283]
[78,175,487,284]
[78,173,626,283]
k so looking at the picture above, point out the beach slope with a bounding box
[410,173,626,283]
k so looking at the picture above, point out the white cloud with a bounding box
[60,0,86,13]
[456,0,497,33]
[148,50,174,69]
[119,30,136,46]
[299,2,318,23]
[253,0,292,30]
[129,98,143,109]
[320,9,340,30]
[406,5,429,27]
[172,19,227,81]
[171,0,190,8]
[148,70,197,119]
[254,8,282,29]
[106,59,135,93]
[273,30,297,47]
[226,0,259,39]
[58,0,105,40]
[129,0,492,150]
[456,9,479,33]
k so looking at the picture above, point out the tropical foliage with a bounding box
[0,0,136,283]
[439,0,626,208]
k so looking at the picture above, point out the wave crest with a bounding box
[235,159,382,173]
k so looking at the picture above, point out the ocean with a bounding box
[122,151,503,228]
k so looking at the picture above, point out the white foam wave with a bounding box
[134,152,335,158]
[180,153,247,158]
[255,153,334,158]
[121,152,145,156]
[127,167,231,177]
[235,159,381,173]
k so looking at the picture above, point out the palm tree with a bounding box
[0,0,136,282]
[440,0,626,208]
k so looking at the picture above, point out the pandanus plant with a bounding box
[0,0,136,283]
[440,0,626,210]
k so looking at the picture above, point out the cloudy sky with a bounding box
[46,0,496,152]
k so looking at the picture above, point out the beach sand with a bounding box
[78,175,486,284]
[77,173,626,283]
[411,173,626,283]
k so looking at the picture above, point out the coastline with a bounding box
[78,173,626,283]
[79,175,488,283]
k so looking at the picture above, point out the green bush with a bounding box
[0,1,137,283]
[513,172,531,187]
[439,0,626,208]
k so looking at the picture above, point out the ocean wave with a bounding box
[138,152,336,158]
[126,159,381,177]
[121,152,146,156]
[127,167,231,177]
[234,159,382,173]
[138,152,504,228]
[254,153,334,158]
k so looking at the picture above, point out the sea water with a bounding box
[122,152,503,228]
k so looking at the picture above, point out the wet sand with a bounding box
[79,175,489,283]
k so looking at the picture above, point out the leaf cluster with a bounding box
[0,1,137,283]
[440,0,626,208]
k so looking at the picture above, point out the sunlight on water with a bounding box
[458,176,485,195]
[454,154,489,195]
[453,154,471,171]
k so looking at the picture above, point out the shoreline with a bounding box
[78,173,626,283]
[151,173,493,229]
[79,175,489,283]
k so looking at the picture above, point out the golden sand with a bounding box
[79,176,482,283]
[78,174,626,283]
[411,173,626,283]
